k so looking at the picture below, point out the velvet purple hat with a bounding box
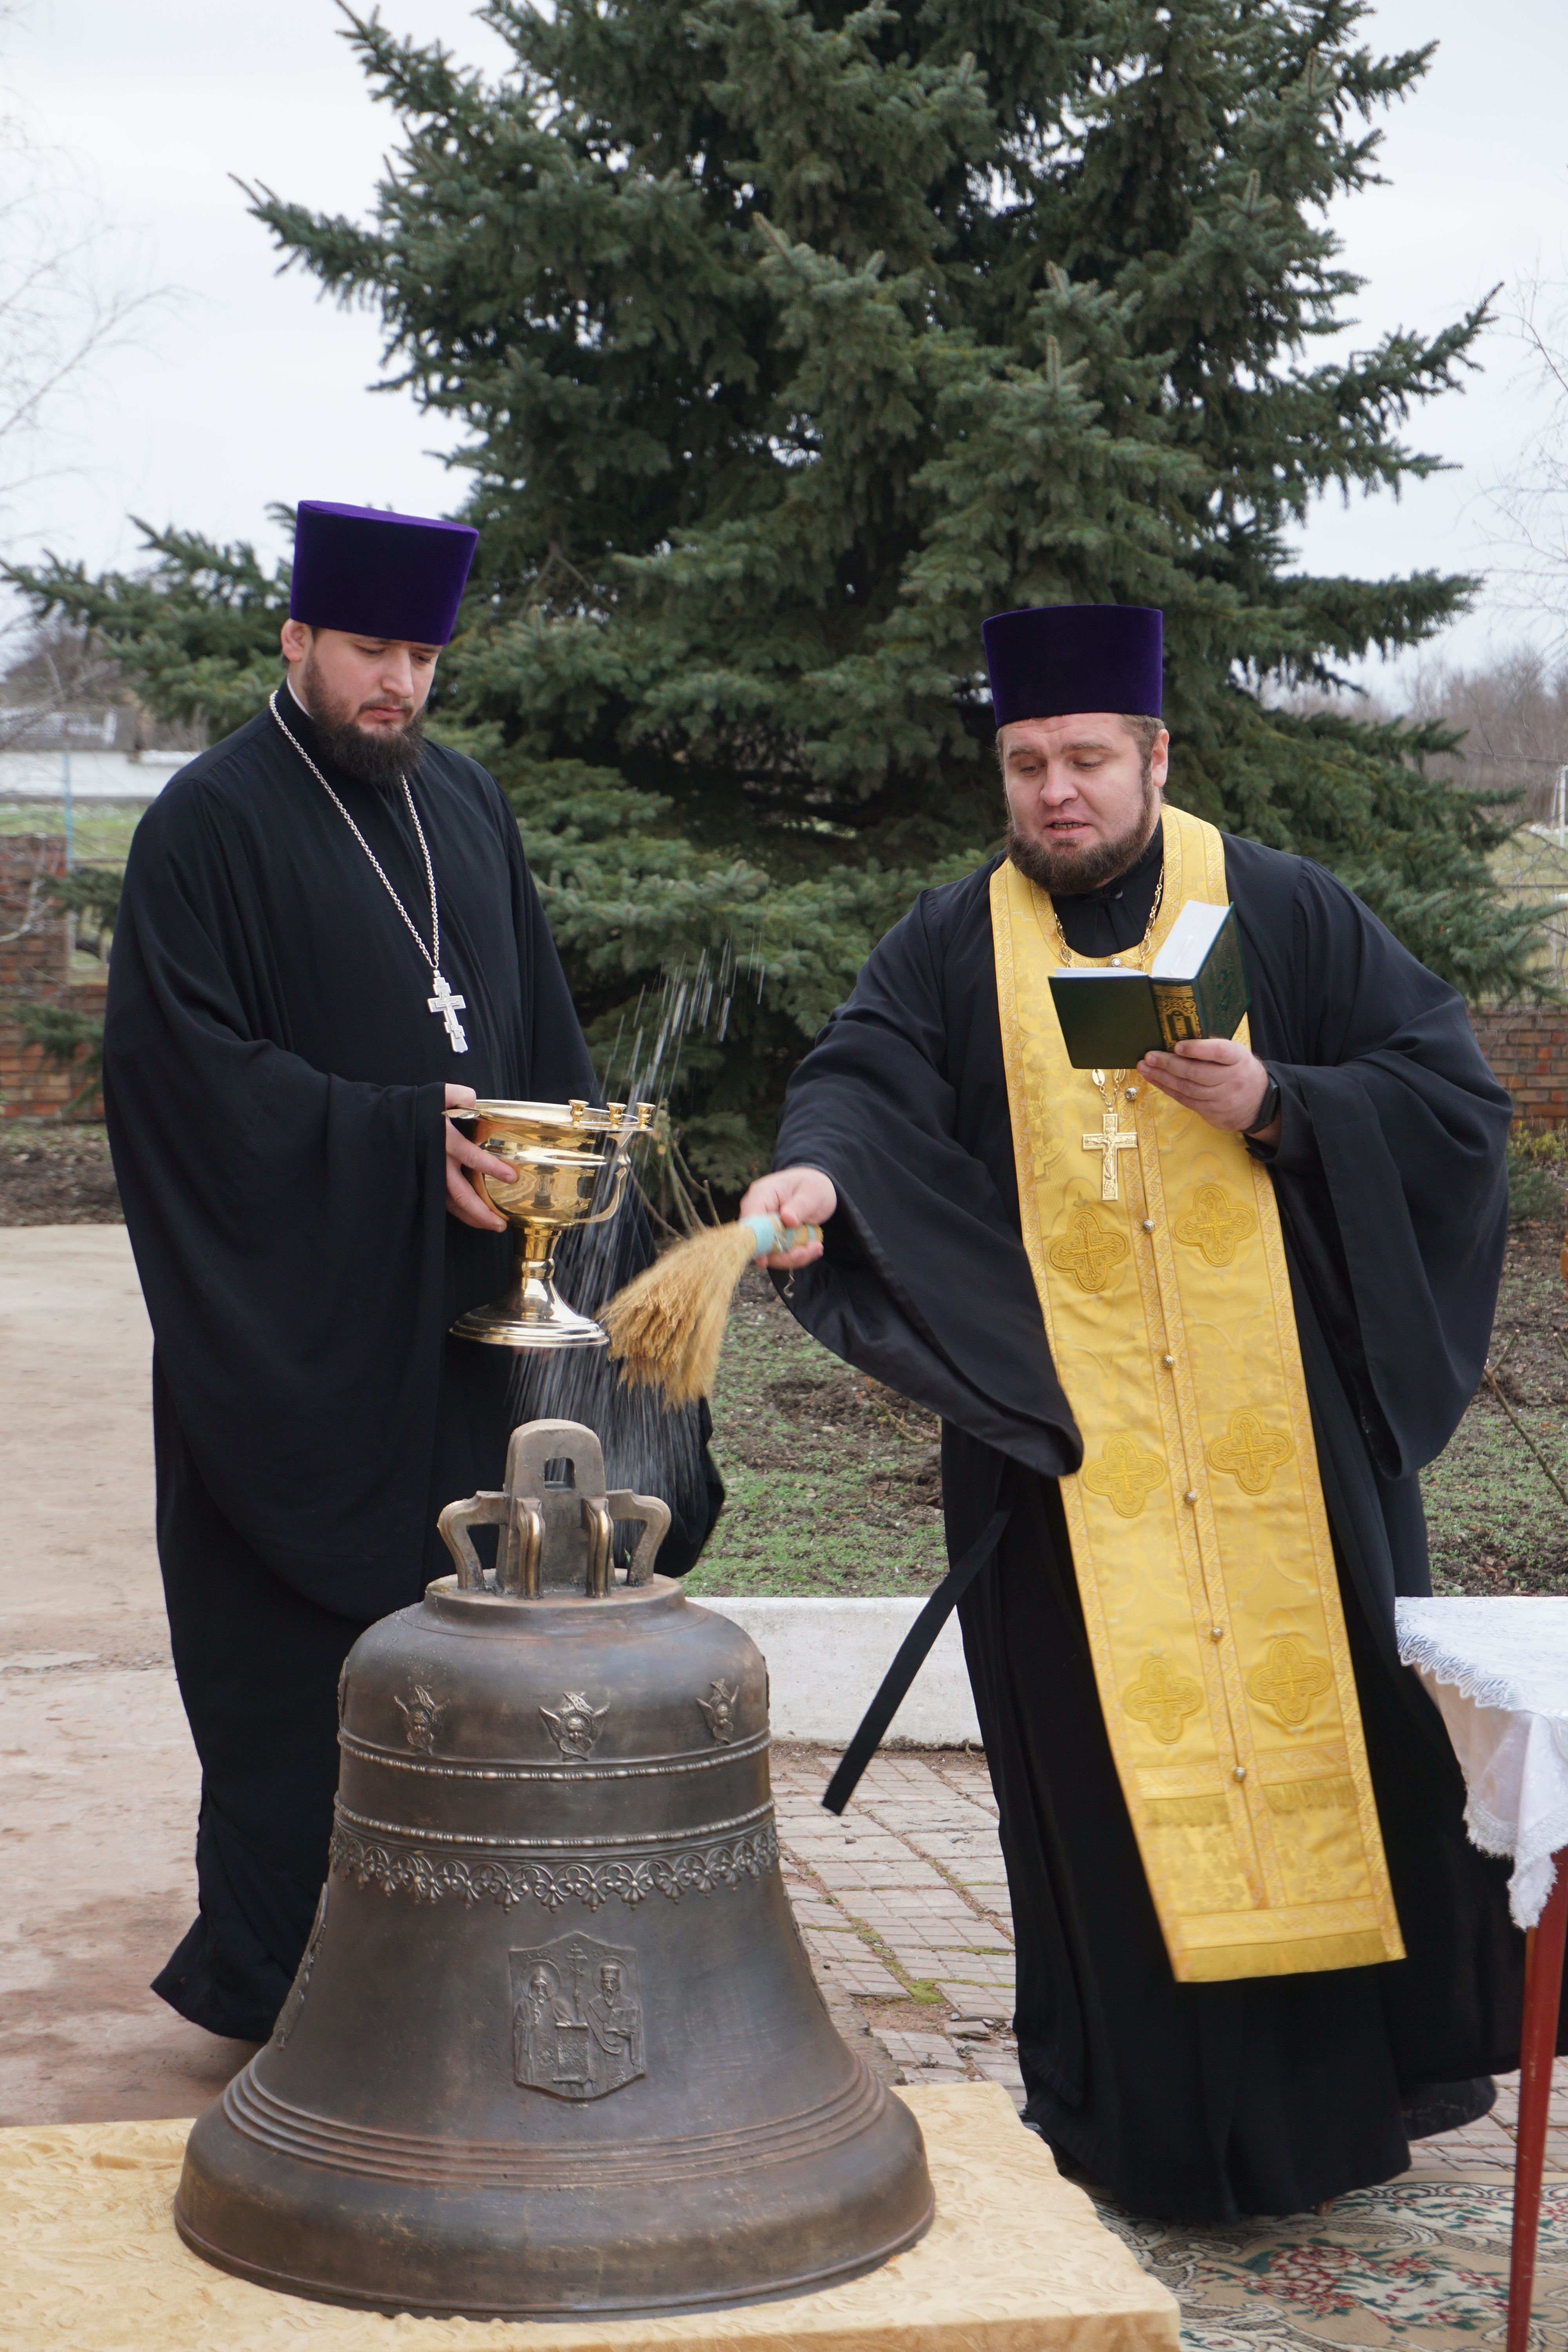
[982,604,1163,726]
[289,501,479,645]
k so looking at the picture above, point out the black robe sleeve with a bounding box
[1228,838,1512,1483]
[772,869,1081,1483]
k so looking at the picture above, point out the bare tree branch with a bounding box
[1475,269,1568,659]
[0,3,169,521]
[0,833,56,946]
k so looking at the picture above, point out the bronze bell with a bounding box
[174,1419,933,2318]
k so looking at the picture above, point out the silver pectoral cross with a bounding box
[1082,1106,1138,1201]
[428,971,469,1054]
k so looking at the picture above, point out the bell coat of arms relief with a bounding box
[509,1933,646,2100]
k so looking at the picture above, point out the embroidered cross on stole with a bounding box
[991,804,1403,1982]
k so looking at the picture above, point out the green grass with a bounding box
[685,1234,1568,1602]
[682,1267,947,1599]
[1421,1406,1568,1595]
[8,1120,1564,1606]
[1419,1214,1568,1597]
[680,1226,1568,1601]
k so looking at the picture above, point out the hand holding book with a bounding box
[1049,900,1251,1066]
[1048,898,1279,1144]
[1138,1036,1280,1146]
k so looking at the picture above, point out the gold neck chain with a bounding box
[1047,863,1166,974]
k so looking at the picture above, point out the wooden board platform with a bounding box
[0,2081,1177,2350]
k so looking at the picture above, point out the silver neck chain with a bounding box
[268,690,442,978]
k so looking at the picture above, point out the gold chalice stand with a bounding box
[448,1097,659,1348]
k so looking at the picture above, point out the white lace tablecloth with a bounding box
[1395,1596,1568,1930]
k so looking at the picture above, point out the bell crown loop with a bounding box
[437,1419,671,1600]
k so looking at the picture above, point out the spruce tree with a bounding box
[9,1,1537,1185]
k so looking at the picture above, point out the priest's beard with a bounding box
[298,654,428,789]
[1005,769,1158,895]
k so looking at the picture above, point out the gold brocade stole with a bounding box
[991,805,1403,1981]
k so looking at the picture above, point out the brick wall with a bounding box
[1469,1004,1568,1129]
[0,837,105,1121]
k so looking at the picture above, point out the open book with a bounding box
[1048,901,1251,1069]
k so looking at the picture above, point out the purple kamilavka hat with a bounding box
[982,604,1163,726]
[289,501,479,645]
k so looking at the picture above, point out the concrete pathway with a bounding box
[0,1225,163,1641]
[0,1228,258,2123]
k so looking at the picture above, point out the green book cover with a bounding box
[1049,971,1165,1068]
[1049,902,1251,1069]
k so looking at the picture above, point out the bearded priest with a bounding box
[740,602,1551,2221]
[107,500,719,2047]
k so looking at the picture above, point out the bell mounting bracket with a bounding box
[437,1419,671,1599]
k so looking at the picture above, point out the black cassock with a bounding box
[775,824,1559,2221]
[107,690,717,2042]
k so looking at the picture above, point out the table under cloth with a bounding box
[1395,1595,1568,1929]
[1395,1592,1568,2352]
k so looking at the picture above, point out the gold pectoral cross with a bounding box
[1083,1106,1139,1201]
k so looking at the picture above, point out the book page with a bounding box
[1151,899,1228,981]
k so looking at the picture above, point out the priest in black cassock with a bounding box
[107,500,717,2044]
[742,602,1558,2221]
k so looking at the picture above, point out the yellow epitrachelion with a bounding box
[991,803,1403,1981]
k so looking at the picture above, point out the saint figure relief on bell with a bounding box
[539,1690,610,1759]
[393,1682,445,1754]
[510,1935,646,2100]
[697,1678,740,1742]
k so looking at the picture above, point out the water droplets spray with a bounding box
[599,939,766,1112]
[507,937,768,1561]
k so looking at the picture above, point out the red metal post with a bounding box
[1507,1850,1568,2352]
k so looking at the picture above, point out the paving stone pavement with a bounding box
[771,1744,1568,2190]
[774,1746,1023,2089]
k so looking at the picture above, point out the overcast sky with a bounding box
[4,0,1566,688]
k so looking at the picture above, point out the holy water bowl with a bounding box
[449,1097,660,1349]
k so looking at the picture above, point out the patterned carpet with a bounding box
[1103,2180,1568,2351]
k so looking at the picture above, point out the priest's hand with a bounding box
[739,1168,837,1268]
[443,1085,514,1232]
[1136,1039,1282,1147]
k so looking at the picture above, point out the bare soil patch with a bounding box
[0,1124,121,1224]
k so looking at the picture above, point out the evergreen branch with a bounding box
[6,999,105,1112]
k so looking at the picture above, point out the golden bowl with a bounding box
[449,1098,659,1348]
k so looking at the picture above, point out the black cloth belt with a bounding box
[822,1500,1013,1814]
